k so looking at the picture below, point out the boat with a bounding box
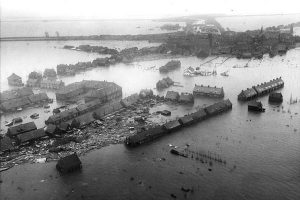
[16,107,23,111]
[5,121,14,127]
[30,113,39,119]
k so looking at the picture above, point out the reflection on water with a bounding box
[0,41,300,200]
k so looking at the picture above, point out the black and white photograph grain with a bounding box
[0,0,300,199]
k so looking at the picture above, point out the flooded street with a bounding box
[1,40,300,200]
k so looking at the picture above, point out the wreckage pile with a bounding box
[0,91,165,170]
[125,99,232,146]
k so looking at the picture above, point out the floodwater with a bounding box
[0,39,300,199]
[0,19,185,38]
[216,13,300,32]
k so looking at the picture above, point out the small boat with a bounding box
[30,113,39,119]
[16,107,23,111]
[5,121,14,127]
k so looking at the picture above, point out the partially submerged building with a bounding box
[165,91,180,101]
[248,101,265,112]
[126,99,233,147]
[7,73,24,86]
[16,128,47,144]
[237,88,258,101]
[193,84,224,98]
[43,68,57,79]
[269,92,283,103]
[0,97,31,112]
[238,77,284,101]
[56,153,82,173]
[156,77,174,90]
[159,60,181,73]
[204,99,232,116]
[125,126,166,146]
[190,108,207,122]
[7,122,37,138]
[0,88,50,112]
[45,108,79,125]
[179,115,194,126]
[28,93,50,104]
[56,80,122,102]
[179,92,194,104]
[40,79,65,89]
[163,120,182,132]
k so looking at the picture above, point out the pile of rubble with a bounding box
[0,96,166,171]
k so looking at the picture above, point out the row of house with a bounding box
[1,120,74,152]
[165,91,194,104]
[125,99,232,146]
[1,93,50,112]
[0,88,51,112]
[0,87,33,103]
[3,122,48,145]
[55,80,122,102]
[27,78,65,89]
[46,92,140,126]
[238,77,284,101]
[193,84,224,98]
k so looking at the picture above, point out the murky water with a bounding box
[0,40,300,199]
[0,19,185,38]
[216,14,300,32]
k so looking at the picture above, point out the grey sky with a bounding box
[1,0,300,20]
